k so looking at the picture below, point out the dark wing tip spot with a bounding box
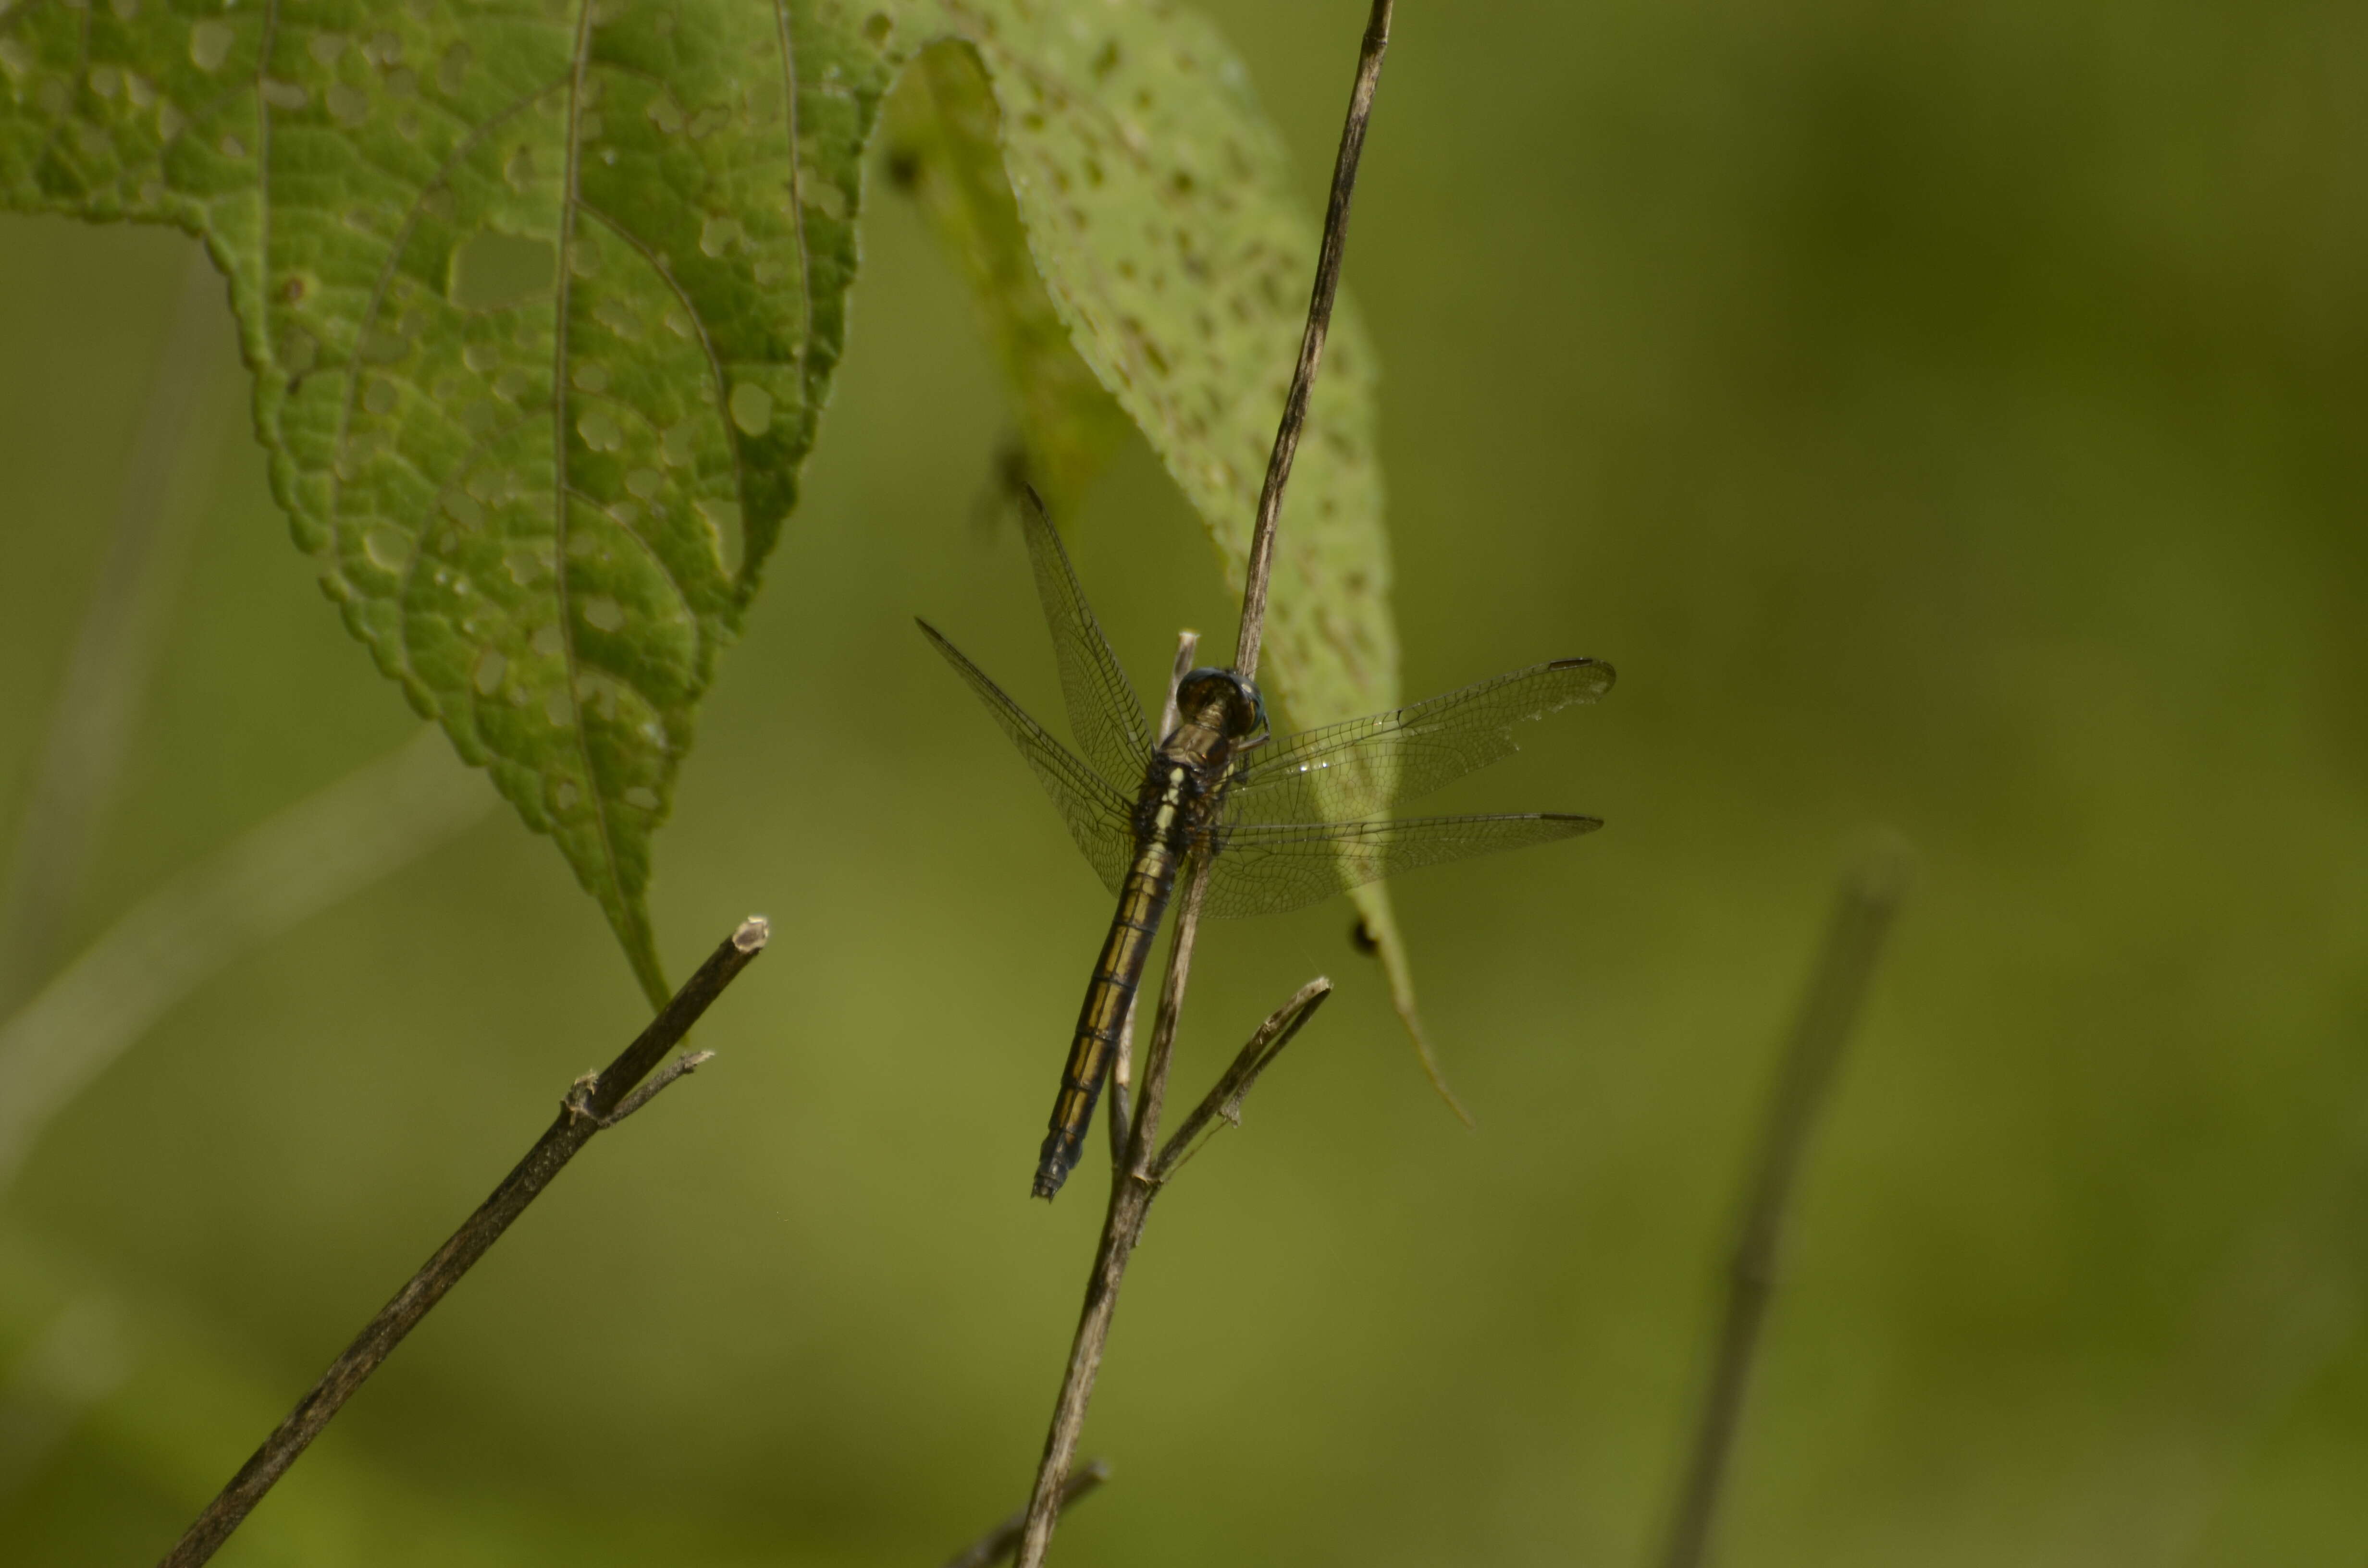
[1545,813,1606,832]
[1548,656,1616,695]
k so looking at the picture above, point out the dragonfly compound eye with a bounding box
[1177,668,1264,740]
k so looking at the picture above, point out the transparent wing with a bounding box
[1017,490,1157,792]
[1226,659,1616,826]
[1203,812,1602,919]
[917,619,1137,898]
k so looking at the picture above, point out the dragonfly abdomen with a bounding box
[1033,839,1180,1199]
[1032,747,1228,1201]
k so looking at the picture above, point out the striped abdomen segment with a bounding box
[1032,837,1178,1199]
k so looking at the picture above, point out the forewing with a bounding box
[1227,659,1616,826]
[918,619,1136,898]
[1204,813,1602,919]
[1017,492,1158,790]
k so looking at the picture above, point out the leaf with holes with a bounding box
[0,0,902,1002]
[1,0,1439,1067]
[887,9,1448,1102]
[880,41,1131,519]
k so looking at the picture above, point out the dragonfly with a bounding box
[919,497,1615,1200]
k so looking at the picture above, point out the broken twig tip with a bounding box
[733,915,771,952]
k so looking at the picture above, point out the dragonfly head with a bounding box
[1175,667,1268,744]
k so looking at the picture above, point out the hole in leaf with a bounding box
[189,20,234,71]
[363,527,411,572]
[448,230,556,311]
[728,382,771,436]
[695,496,743,576]
[578,408,624,451]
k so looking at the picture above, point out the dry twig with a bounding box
[157,917,771,1568]
[1149,977,1332,1184]
[943,1458,1110,1568]
[1011,4,1395,1561]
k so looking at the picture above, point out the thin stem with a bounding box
[1233,0,1394,683]
[1150,977,1331,1184]
[1107,630,1201,1166]
[1013,5,1394,1556]
[0,248,223,1013]
[942,1459,1110,1568]
[1655,845,1911,1568]
[597,1048,716,1125]
[157,917,771,1568]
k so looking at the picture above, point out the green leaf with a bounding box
[880,41,1131,518]
[0,0,898,1004]
[0,0,1438,1064]
[885,8,1445,1100]
[892,6,1399,727]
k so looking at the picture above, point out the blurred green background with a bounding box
[4,0,2366,1563]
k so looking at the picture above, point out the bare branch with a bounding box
[1012,4,1395,1557]
[156,917,771,1568]
[942,1459,1110,1568]
[1656,841,1912,1568]
[1013,857,1211,1568]
[576,1049,716,1127]
[1152,977,1332,1183]
[1233,0,1394,682]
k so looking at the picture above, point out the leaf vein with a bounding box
[549,0,640,965]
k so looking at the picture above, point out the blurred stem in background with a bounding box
[1657,839,1912,1568]
[0,237,495,1523]
[0,239,496,1197]
[0,247,224,1016]
[0,1292,127,1502]
[0,727,492,1194]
